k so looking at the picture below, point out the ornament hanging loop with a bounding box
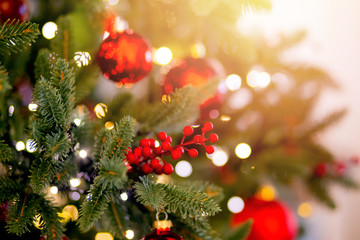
[156,210,168,221]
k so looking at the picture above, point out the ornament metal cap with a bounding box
[154,211,172,229]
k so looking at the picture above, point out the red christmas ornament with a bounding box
[231,197,298,240]
[0,0,29,23]
[97,30,153,84]
[143,212,183,240]
[161,57,224,120]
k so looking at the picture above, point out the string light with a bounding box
[79,150,87,159]
[62,205,78,221]
[8,105,14,116]
[26,139,37,153]
[120,192,128,201]
[125,230,135,239]
[15,141,25,151]
[209,149,229,167]
[227,196,245,213]
[298,202,312,218]
[220,115,231,122]
[69,191,80,201]
[154,47,173,65]
[247,70,271,88]
[50,186,58,195]
[95,232,113,240]
[70,178,81,187]
[257,185,276,201]
[74,51,91,67]
[33,214,43,229]
[225,74,241,91]
[94,103,108,119]
[175,160,193,178]
[235,143,251,159]
[28,103,38,112]
[74,118,82,126]
[105,121,114,130]
[42,22,58,40]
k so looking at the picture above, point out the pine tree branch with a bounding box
[0,20,40,55]
[0,140,13,164]
[225,220,253,240]
[0,178,24,202]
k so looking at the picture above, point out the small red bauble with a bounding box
[161,57,224,120]
[97,30,153,84]
[0,0,29,23]
[231,197,298,240]
[209,133,218,143]
[143,213,183,240]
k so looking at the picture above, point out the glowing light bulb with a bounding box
[226,74,241,91]
[95,232,114,240]
[298,202,312,218]
[125,230,134,239]
[257,72,271,88]
[94,103,108,119]
[33,214,43,229]
[79,150,87,159]
[26,139,37,153]
[42,22,58,40]
[190,42,206,58]
[50,186,58,195]
[70,178,81,187]
[62,205,78,221]
[210,149,229,167]
[154,47,173,65]
[74,51,91,67]
[74,118,82,126]
[15,141,25,151]
[105,121,114,130]
[175,160,193,178]
[235,143,251,159]
[227,196,245,213]
[257,185,276,201]
[8,105,14,116]
[120,192,128,201]
[28,103,38,111]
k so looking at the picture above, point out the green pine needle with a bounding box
[225,220,253,240]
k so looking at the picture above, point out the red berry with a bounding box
[163,162,174,175]
[205,145,215,154]
[142,147,153,158]
[150,158,160,169]
[176,147,184,155]
[209,133,219,143]
[142,163,153,174]
[148,138,156,148]
[158,132,167,142]
[171,150,182,160]
[314,163,327,177]
[188,149,198,158]
[154,147,162,155]
[183,126,194,136]
[134,147,143,157]
[166,136,172,143]
[161,141,171,151]
[139,138,150,147]
[154,166,163,175]
[126,153,137,164]
[202,122,213,132]
[335,162,346,175]
[193,135,203,143]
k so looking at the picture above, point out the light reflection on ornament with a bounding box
[95,232,114,240]
[26,139,37,153]
[175,160,193,178]
[42,22,57,40]
[28,103,38,111]
[16,141,26,151]
[154,47,173,65]
[79,150,87,159]
[74,51,91,67]
[9,105,14,116]
[235,143,251,159]
[94,103,108,119]
[298,202,312,218]
[190,42,206,58]
[227,196,245,213]
[226,74,241,91]
[74,118,82,126]
[154,140,160,148]
[125,230,135,239]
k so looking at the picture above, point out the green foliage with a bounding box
[34,48,53,80]
[0,178,24,202]
[30,157,54,194]
[134,176,221,219]
[0,20,39,55]
[307,178,335,209]
[0,140,13,164]
[225,220,253,240]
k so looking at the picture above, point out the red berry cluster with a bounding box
[313,156,359,178]
[125,122,218,176]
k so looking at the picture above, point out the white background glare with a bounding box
[227,196,245,213]
[42,22,58,40]
[175,161,193,178]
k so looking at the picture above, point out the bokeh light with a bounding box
[42,22,58,40]
[74,118,82,126]
[154,47,173,65]
[235,143,251,159]
[105,121,115,130]
[209,149,229,167]
[70,178,81,187]
[33,214,43,229]
[74,51,91,67]
[50,186,58,195]
[28,103,38,112]
[15,141,25,151]
[227,196,245,213]
[8,105,14,116]
[95,232,114,240]
[120,192,128,201]
[257,185,276,201]
[69,191,80,201]
[94,103,108,119]
[26,139,37,153]
[190,42,206,58]
[298,202,312,218]
[228,88,253,110]
[125,230,135,239]
[226,74,242,91]
[247,70,271,88]
[79,150,87,159]
[62,205,79,222]
[175,160,193,178]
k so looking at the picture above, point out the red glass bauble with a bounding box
[0,0,29,23]
[162,57,224,120]
[143,228,183,240]
[97,30,153,84]
[231,197,298,240]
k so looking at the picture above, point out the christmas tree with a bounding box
[0,0,357,240]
